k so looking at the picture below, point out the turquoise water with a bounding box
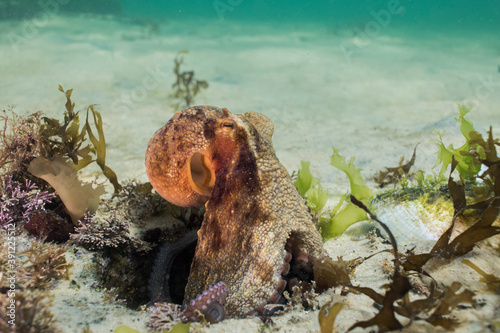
[112,1,499,32]
[120,0,498,25]
[4,1,499,31]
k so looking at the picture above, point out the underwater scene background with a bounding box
[1,0,500,332]
[1,0,499,184]
[1,0,499,185]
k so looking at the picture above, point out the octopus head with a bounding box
[145,105,273,208]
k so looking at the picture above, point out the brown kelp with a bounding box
[38,85,121,193]
[0,86,124,332]
[316,106,499,332]
[171,51,209,109]
[0,109,45,185]
[1,86,121,239]
[373,144,419,188]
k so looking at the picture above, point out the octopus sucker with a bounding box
[281,261,291,276]
[145,106,328,320]
[183,281,229,323]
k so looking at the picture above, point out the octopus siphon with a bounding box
[145,106,328,321]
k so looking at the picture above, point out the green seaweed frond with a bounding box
[330,148,373,201]
[296,149,373,241]
[295,161,328,215]
[414,171,447,189]
[114,326,141,333]
[434,105,482,181]
[318,148,373,241]
[114,322,190,333]
[85,105,121,192]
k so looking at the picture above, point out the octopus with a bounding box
[145,106,328,320]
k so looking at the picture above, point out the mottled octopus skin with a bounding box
[145,106,327,318]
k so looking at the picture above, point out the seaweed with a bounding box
[295,105,498,331]
[434,105,482,181]
[1,86,123,241]
[92,243,154,308]
[295,149,374,240]
[147,303,185,332]
[343,195,482,332]
[319,148,373,240]
[0,291,61,333]
[111,179,172,224]
[403,129,500,272]
[338,135,500,331]
[318,302,343,333]
[294,161,328,215]
[313,257,351,292]
[414,171,447,190]
[464,125,500,203]
[18,239,71,289]
[0,109,45,185]
[171,51,209,109]
[40,86,121,193]
[348,195,411,332]
[279,280,319,314]
[397,281,476,330]
[40,86,89,165]
[70,213,131,250]
[1,85,121,234]
[115,322,190,333]
[24,209,75,243]
[85,105,121,193]
[462,259,500,292]
[0,175,55,228]
[373,145,418,188]
[0,171,76,241]
[306,105,499,242]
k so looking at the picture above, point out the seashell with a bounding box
[370,190,483,244]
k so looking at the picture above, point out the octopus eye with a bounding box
[221,119,236,131]
[188,152,215,195]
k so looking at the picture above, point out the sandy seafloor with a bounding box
[1,14,500,332]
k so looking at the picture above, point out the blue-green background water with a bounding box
[5,0,499,31]
[122,0,499,32]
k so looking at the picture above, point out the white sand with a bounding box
[1,14,499,332]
